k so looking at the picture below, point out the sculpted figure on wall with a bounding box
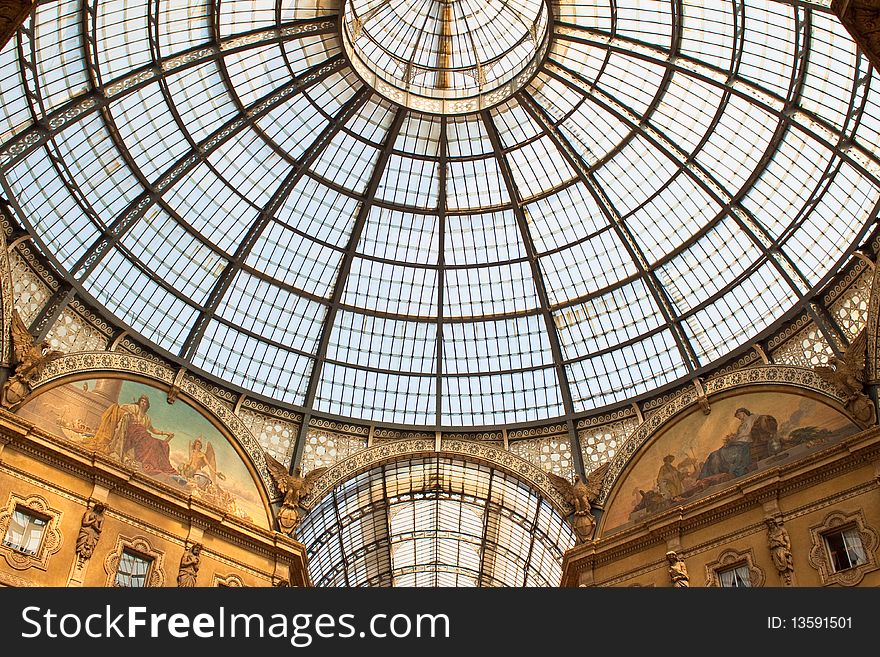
[548,463,610,543]
[177,543,201,587]
[666,551,689,588]
[264,452,327,536]
[1,309,63,408]
[815,329,876,426]
[766,516,794,586]
[75,501,107,561]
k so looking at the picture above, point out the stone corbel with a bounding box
[693,378,710,415]
[167,367,187,404]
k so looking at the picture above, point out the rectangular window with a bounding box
[2,507,48,556]
[717,563,751,587]
[825,526,867,572]
[115,549,153,587]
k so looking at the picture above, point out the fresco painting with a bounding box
[18,378,268,528]
[602,391,861,531]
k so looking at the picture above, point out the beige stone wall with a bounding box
[563,428,880,588]
[0,412,309,587]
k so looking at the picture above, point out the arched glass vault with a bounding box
[297,455,576,587]
[0,0,879,435]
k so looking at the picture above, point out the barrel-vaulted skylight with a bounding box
[1,0,879,430]
[297,455,576,586]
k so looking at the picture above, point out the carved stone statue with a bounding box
[666,550,689,587]
[1,309,63,408]
[264,452,327,536]
[75,501,106,561]
[814,329,876,426]
[177,543,201,587]
[548,463,610,543]
[766,516,794,586]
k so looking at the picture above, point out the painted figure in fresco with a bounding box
[656,454,684,500]
[92,394,177,476]
[698,408,778,480]
[179,437,222,484]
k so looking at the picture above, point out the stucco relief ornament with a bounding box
[548,462,610,543]
[1,309,63,408]
[814,328,876,426]
[264,452,327,536]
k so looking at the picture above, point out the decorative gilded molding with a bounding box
[508,423,567,439]
[866,257,880,383]
[300,438,573,515]
[309,416,368,435]
[23,352,273,495]
[823,259,870,306]
[807,509,879,586]
[704,548,765,588]
[242,398,304,423]
[15,242,60,292]
[0,206,13,368]
[767,313,812,350]
[0,0,33,50]
[575,407,636,430]
[598,366,851,504]
[104,535,166,587]
[0,570,36,586]
[0,492,62,571]
[832,0,880,74]
[213,573,245,587]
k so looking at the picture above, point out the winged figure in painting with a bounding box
[547,462,610,516]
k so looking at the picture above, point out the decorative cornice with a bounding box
[767,313,813,350]
[866,259,880,382]
[575,407,636,430]
[0,207,12,368]
[309,417,368,435]
[300,438,573,515]
[598,366,851,504]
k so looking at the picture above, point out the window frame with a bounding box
[0,494,63,571]
[104,535,166,587]
[808,510,878,586]
[704,547,764,588]
[114,548,154,588]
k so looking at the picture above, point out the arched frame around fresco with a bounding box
[299,437,575,517]
[11,351,276,530]
[596,367,865,536]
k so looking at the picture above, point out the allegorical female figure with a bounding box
[75,501,106,560]
[92,394,177,476]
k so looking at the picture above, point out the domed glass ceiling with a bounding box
[342,0,551,112]
[1,0,880,429]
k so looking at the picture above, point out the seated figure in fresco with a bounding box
[656,454,684,500]
[698,407,777,481]
[92,394,177,476]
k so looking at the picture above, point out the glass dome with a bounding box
[342,0,551,113]
[1,0,879,431]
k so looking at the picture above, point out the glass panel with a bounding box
[2,508,47,556]
[114,550,152,588]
